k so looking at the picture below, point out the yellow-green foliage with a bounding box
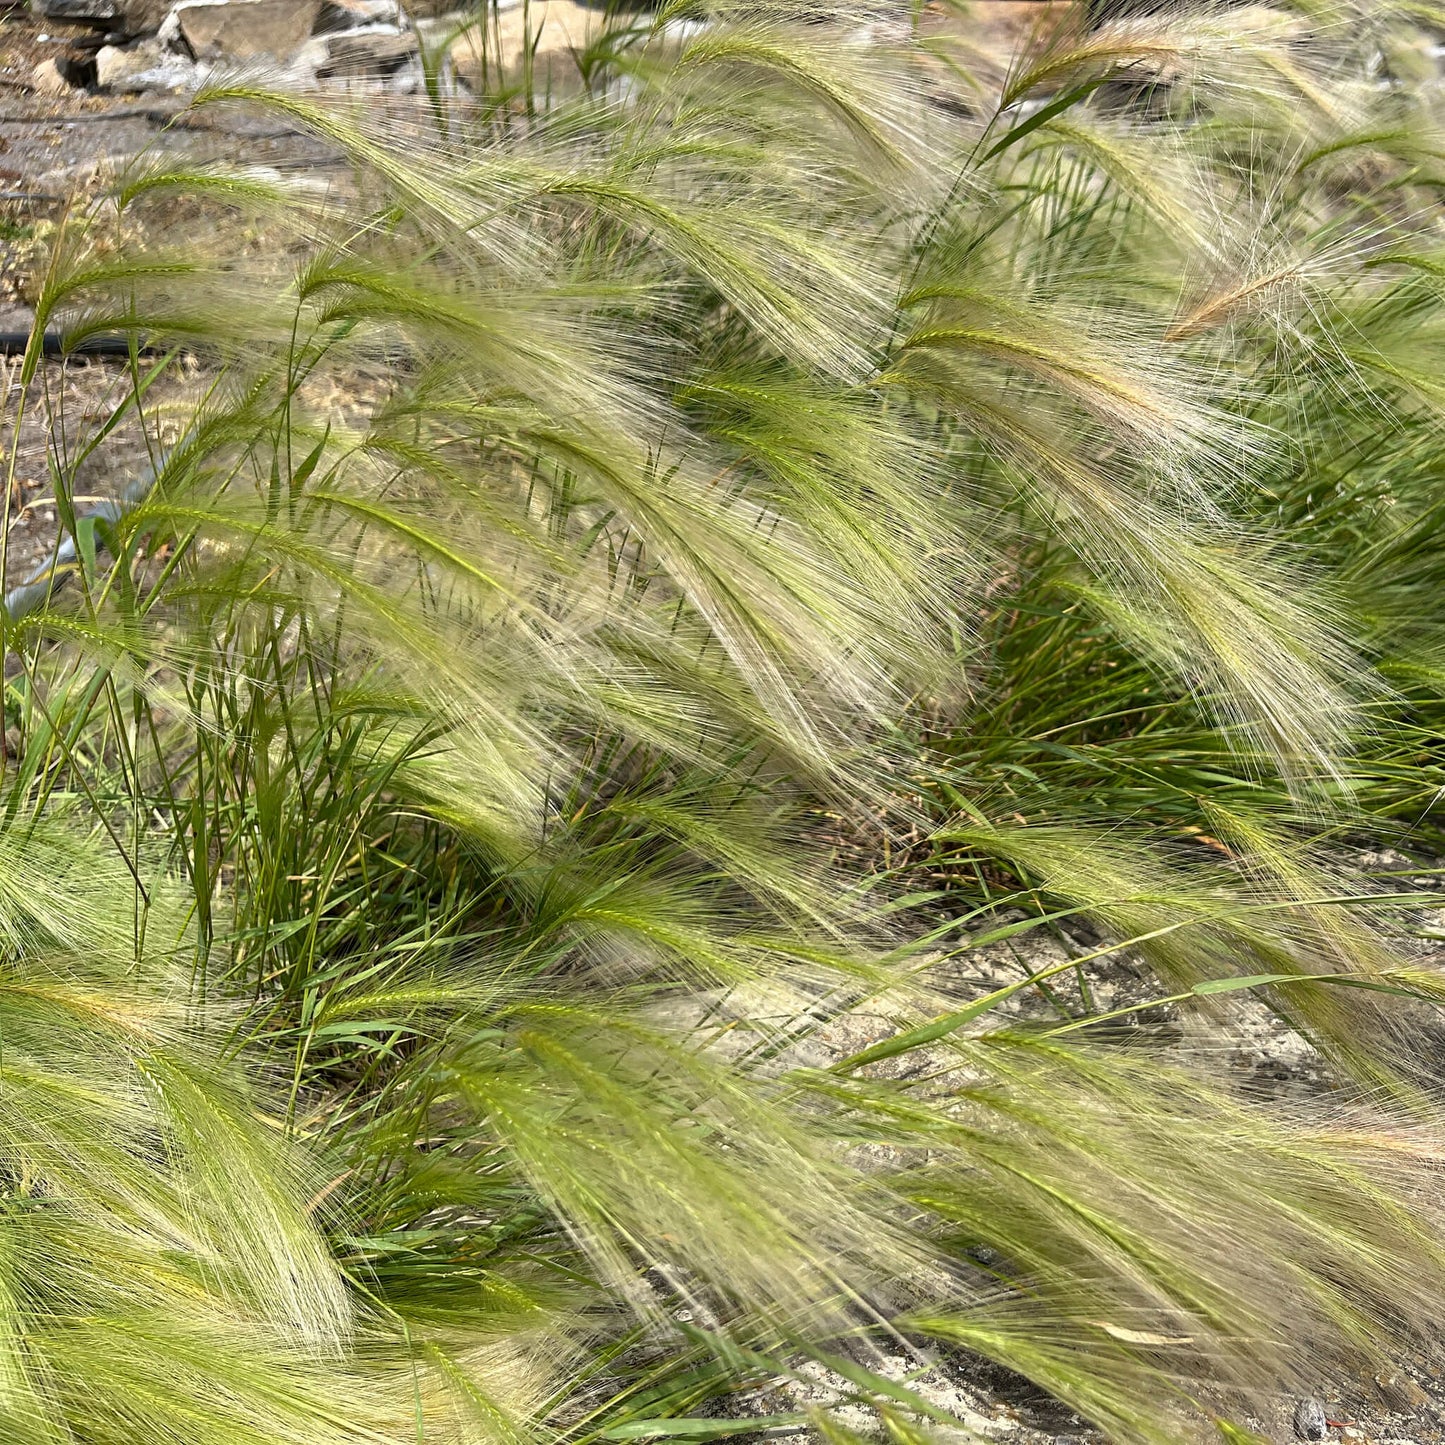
[2,1,1445,1442]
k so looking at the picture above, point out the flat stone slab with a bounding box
[173,0,324,60]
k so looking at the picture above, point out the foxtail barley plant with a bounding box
[4,1,1445,1440]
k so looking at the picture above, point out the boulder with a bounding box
[171,0,324,61]
[96,35,205,91]
[317,26,418,77]
[449,0,619,93]
[29,57,75,96]
[32,0,119,19]
[96,39,151,87]
[317,0,403,29]
[34,0,169,35]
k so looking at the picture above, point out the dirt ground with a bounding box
[652,833,1445,1445]
[0,8,345,587]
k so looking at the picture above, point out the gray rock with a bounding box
[170,0,323,61]
[96,36,160,87]
[29,57,75,97]
[1292,1397,1328,1441]
[35,0,168,35]
[317,25,417,77]
[95,41,142,89]
[96,39,206,92]
[33,0,119,18]
[317,0,403,29]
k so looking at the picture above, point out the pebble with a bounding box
[1293,1397,1328,1440]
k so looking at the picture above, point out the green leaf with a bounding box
[599,1417,808,1440]
[981,77,1114,163]
[1190,973,1301,996]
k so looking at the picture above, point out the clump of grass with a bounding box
[3,2,1445,1442]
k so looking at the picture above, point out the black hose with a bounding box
[0,332,163,358]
